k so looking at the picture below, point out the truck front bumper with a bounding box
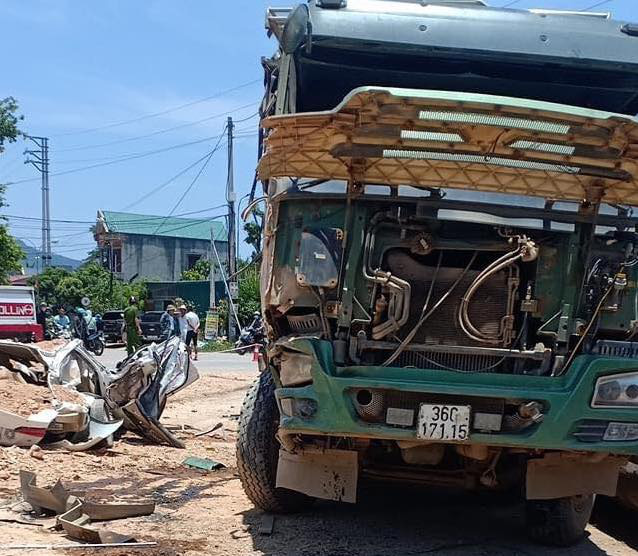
[274,339,638,456]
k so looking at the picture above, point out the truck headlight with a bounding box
[279,350,313,387]
[280,397,317,418]
[603,422,638,441]
[592,372,638,408]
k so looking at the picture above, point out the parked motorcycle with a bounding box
[84,331,105,356]
[235,312,266,355]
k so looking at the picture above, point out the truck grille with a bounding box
[593,340,638,359]
[572,420,609,442]
[397,350,505,373]
[350,388,504,425]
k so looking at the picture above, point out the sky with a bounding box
[0,0,635,262]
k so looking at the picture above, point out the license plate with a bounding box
[417,404,470,441]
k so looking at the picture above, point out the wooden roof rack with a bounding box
[259,87,638,205]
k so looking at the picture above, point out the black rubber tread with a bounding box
[617,462,638,511]
[525,494,594,547]
[92,340,105,356]
[236,370,312,513]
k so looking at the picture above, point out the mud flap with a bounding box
[276,448,358,503]
[526,453,624,500]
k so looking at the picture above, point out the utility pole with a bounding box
[209,228,216,309]
[24,136,51,268]
[226,117,237,341]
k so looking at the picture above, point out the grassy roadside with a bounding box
[198,339,234,353]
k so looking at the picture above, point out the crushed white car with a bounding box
[0,337,198,450]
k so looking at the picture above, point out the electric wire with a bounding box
[580,0,613,10]
[52,79,261,137]
[55,102,258,153]
[152,126,227,235]
[6,135,226,185]
[119,149,220,211]
[3,206,229,225]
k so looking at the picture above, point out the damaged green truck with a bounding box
[236,0,638,545]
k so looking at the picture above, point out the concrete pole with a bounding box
[227,117,237,340]
[209,228,216,309]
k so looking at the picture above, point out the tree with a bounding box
[237,262,260,326]
[31,263,147,314]
[0,219,24,283]
[180,258,211,281]
[0,98,25,284]
[0,98,22,149]
[243,206,263,257]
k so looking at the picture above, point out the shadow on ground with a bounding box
[241,484,624,556]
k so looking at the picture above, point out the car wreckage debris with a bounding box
[0,541,159,550]
[0,337,198,450]
[17,470,155,545]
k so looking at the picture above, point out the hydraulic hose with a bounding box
[458,249,523,345]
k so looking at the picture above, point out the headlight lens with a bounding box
[279,350,313,387]
[603,422,638,441]
[279,397,317,418]
[592,372,638,407]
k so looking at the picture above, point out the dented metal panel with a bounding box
[276,448,358,503]
[526,453,624,500]
[259,87,638,205]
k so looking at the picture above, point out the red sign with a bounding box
[0,302,35,319]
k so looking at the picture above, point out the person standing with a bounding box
[36,302,48,338]
[160,304,178,341]
[184,305,200,360]
[178,305,189,343]
[53,307,71,335]
[123,296,142,356]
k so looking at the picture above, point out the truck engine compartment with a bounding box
[266,194,638,380]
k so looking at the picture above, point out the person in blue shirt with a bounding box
[53,307,71,334]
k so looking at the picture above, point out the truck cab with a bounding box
[0,286,43,343]
[237,1,638,545]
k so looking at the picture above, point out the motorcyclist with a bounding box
[247,311,263,333]
[53,307,71,336]
[236,311,265,354]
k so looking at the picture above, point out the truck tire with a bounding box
[236,370,313,513]
[525,494,594,546]
[616,462,638,511]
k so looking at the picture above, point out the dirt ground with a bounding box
[1,369,638,556]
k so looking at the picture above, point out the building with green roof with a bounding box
[95,210,228,282]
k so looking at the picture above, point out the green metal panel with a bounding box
[146,280,225,317]
[275,338,638,456]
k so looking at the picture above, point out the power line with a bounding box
[6,134,223,185]
[580,0,613,10]
[52,79,261,137]
[152,126,227,235]
[119,149,220,211]
[500,0,522,7]
[3,205,230,226]
[55,102,259,153]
